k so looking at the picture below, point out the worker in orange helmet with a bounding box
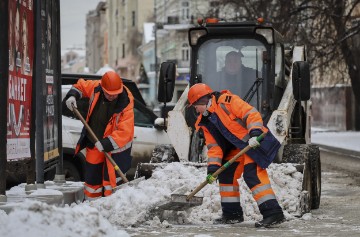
[188,83,284,227]
[64,71,134,200]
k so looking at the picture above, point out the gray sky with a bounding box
[60,0,102,50]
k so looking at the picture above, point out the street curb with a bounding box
[312,143,360,159]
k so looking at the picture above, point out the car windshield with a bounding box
[196,38,266,107]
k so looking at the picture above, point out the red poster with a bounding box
[7,0,34,160]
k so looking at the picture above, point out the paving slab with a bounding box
[0,181,84,214]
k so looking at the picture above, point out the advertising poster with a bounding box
[42,0,59,161]
[7,0,34,160]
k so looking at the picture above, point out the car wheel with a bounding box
[63,160,81,181]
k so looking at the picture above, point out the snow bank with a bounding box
[0,162,302,236]
[89,162,303,227]
[0,200,129,237]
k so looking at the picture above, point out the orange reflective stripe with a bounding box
[253,189,275,202]
[252,184,272,195]
[103,183,113,196]
[110,141,132,153]
[84,184,103,199]
[220,185,239,192]
[219,184,240,197]
[207,157,222,166]
[243,108,258,121]
[84,186,102,194]
[256,193,277,205]
[221,197,241,203]
[247,121,263,130]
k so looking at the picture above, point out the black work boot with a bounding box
[255,212,285,228]
[213,215,244,224]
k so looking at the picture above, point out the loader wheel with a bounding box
[150,144,179,163]
[309,145,321,209]
[282,144,308,163]
[302,158,313,212]
[282,144,321,210]
[189,129,205,162]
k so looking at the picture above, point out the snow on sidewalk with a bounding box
[311,128,360,152]
[0,162,303,236]
[72,163,302,226]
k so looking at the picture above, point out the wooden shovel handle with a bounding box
[186,133,267,200]
[72,105,129,183]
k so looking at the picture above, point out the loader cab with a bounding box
[188,21,286,121]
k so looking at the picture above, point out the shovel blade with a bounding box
[157,194,203,211]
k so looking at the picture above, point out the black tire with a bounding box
[282,144,308,163]
[282,143,312,211]
[302,158,312,213]
[150,144,178,163]
[63,160,81,181]
[189,129,205,162]
[309,145,321,209]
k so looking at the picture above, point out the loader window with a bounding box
[196,38,266,108]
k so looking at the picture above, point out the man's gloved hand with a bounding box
[66,96,77,111]
[248,136,260,148]
[206,164,220,184]
[95,141,104,152]
[206,174,216,184]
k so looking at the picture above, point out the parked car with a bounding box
[47,73,170,181]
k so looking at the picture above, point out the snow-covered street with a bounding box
[0,162,303,236]
[1,129,360,236]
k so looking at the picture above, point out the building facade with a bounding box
[138,0,212,106]
[106,0,154,80]
[85,2,107,73]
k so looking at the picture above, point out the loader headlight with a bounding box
[256,28,273,44]
[189,29,207,46]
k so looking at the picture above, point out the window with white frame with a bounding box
[181,1,190,20]
[181,43,189,61]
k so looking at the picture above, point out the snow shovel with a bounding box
[158,133,267,211]
[71,105,129,183]
[185,132,266,201]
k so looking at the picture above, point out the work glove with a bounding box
[206,164,220,184]
[95,141,104,152]
[248,136,260,148]
[206,174,216,184]
[65,96,77,111]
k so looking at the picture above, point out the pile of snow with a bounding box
[0,162,302,235]
[0,200,128,237]
[88,162,302,227]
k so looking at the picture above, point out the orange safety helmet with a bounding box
[188,83,213,106]
[101,71,123,95]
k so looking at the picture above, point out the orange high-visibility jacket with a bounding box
[195,90,279,169]
[66,79,134,155]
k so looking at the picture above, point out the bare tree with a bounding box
[212,0,360,129]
